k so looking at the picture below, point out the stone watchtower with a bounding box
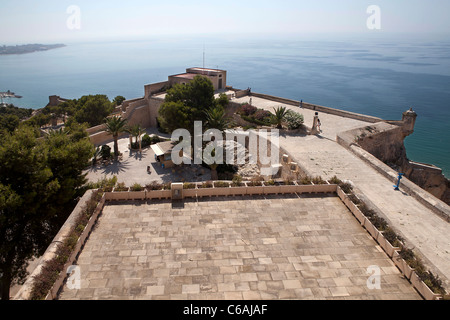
[401,108,417,136]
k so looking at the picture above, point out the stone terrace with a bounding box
[59,195,420,300]
[233,95,450,287]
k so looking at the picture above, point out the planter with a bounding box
[320,183,338,193]
[377,233,400,258]
[264,185,281,195]
[229,186,247,196]
[45,194,106,300]
[146,189,171,200]
[146,189,163,200]
[160,189,172,199]
[210,186,231,197]
[343,195,353,208]
[296,184,315,194]
[363,217,380,240]
[247,185,264,195]
[348,202,365,225]
[183,188,197,199]
[110,188,130,200]
[311,183,336,193]
[104,192,116,201]
[197,187,213,198]
[410,272,442,300]
[278,184,297,194]
[401,259,415,280]
[392,251,415,280]
[337,186,347,200]
[128,191,146,200]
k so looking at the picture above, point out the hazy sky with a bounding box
[1,0,449,44]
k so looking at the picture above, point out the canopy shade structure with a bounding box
[151,144,165,157]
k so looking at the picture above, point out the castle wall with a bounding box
[145,81,169,98]
[148,97,164,128]
[337,119,450,206]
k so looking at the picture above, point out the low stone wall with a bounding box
[302,102,382,123]
[86,124,106,135]
[89,130,128,147]
[250,92,300,107]
[348,144,450,222]
[13,190,97,300]
[145,81,169,98]
[337,122,450,210]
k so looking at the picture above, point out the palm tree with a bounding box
[272,106,288,129]
[204,106,231,180]
[104,115,127,161]
[126,124,145,152]
[204,106,231,131]
[92,146,101,166]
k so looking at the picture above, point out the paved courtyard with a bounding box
[59,194,420,300]
[85,128,212,186]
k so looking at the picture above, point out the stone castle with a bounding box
[83,67,449,206]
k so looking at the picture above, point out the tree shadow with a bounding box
[101,159,132,175]
[128,149,149,161]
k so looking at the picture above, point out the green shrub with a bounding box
[146,181,163,190]
[101,144,112,160]
[183,183,196,189]
[241,114,272,126]
[142,134,152,147]
[339,182,353,193]
[151,135,161,144]
[231,174,243,187]
[420,272,447,295]
[284,110,304,130]
[312,176,326,185]
[369,215,388,231]
[383,227,402,247]
[114,182,128,191]
[299,176,312,185]
[348,193,361,205]
[214,181,230,188]
[85,175,118,192]
[130,183,143,191]
[284,175,296,185]
[200,181,213,188]
[328,176,342,184]
[248,176,264,186]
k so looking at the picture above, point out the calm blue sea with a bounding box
[1,33,449,177]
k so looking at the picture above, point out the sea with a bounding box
[1,33,449,177]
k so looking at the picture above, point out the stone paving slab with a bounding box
[59,195,421,300]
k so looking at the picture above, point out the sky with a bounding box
[1,0,449,44]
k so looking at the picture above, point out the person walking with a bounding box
[316,118,321,132]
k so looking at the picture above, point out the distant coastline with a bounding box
[0,44,66,55]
